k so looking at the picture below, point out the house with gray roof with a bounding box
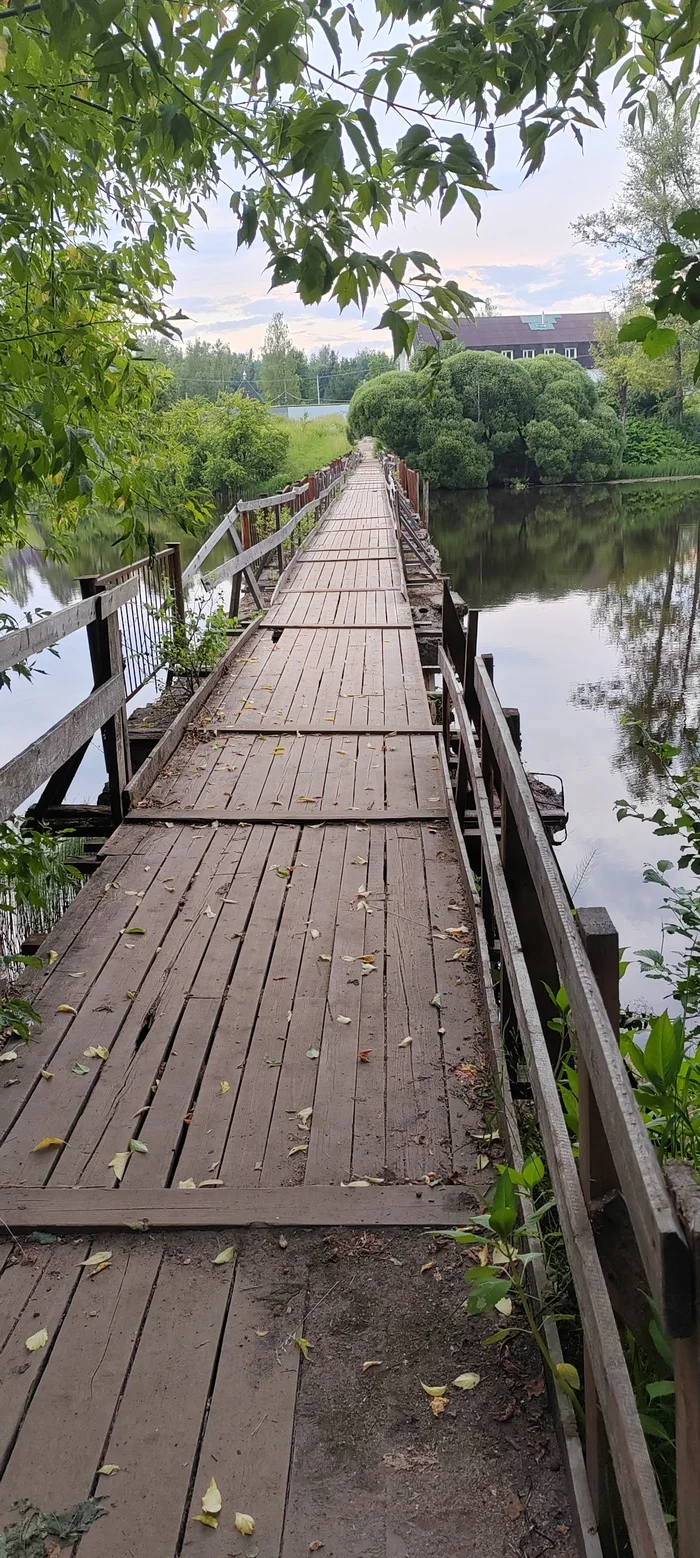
[448,311,610,369]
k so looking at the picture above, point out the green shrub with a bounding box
[348,351,624,487]
[622,415,700,475]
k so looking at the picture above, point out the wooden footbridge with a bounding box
[1,447,700,1558]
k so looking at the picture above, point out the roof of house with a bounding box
[451,312,611,348]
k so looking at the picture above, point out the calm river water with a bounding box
[3,480,700,1006]
[431,479,700,1008]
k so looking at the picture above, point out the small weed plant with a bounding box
[153,593,234,697]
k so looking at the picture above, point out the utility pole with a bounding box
[317,373,321,406]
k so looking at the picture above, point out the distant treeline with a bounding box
[144,336,392,407]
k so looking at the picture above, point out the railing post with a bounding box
[81,576,130,824]
[577,907,620,1551]
[167,542,186,626]
[422,476,429,531]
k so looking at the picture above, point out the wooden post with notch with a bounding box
[577,906,621,1552]
[84,576,131,825]
[167,542,186,626]
[495,677,560,1056]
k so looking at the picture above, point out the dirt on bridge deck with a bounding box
[0,448,578,1557]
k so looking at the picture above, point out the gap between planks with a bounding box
[123,808,449,824]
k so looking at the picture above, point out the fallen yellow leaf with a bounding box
[109,1150,130,1182]
[40,1070,53,1081]
[202,1477,222,1516]
[297,1107,313,1128]
[56,1004,77,1016]
[421,1261,436,1274]
[495,1297,513,1316]
[421,1382,447,1397]
[192,1513,218,1528]
[362,1360,382,1370]
[0,1050,17,1063]
[84,1045,109,1060]
[476,1154,490,1170]
[218,1080,231,1096]
[32,1137,66,1151]
[178,1178,197,1189]
[452,1372,480,1390]
[80,1251,112,1267]
[295,1335,312,1360]
[25,1327,48,1351]
[212,1246,235,1265]
[97,1465,119,1475]
[288,1143,308,1156]
[235,1513,256,1536]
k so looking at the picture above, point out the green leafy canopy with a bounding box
[1,0,699,540]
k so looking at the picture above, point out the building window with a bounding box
[521,348,535,359]
[500,349,514,359]
[543,347,557,356]
[564,346,578,359]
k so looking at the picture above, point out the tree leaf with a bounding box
[202,1477,222,1515]
[452,1371,480,1389]
[97,1464,120,1475]
[33,1137,67,1151]
[178,1178,196,1189]
[288,1143,308,1156]
[235,1513,256,1535]
[219,1079,231,1095]
[84,1045,109,1059]
[80,1250,112,1267]
[56,1004,78,1016]
[193,1513,219,1528]
[421,1381,447,1397]
[129,1138,148,1153]
[430,993,442,1008]
[109,1150,130,1182]
[26,1327,49,1351]
[213,1246,235,1264]
[337,1014,352,1024]
[295,1336,313,1360]
[556,1361,580,1391]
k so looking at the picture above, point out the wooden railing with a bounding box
[439,582,700,1558]
[182,455,351,615]
[0,454,353,833]
[0,578,137,827]
[88,543,185,701]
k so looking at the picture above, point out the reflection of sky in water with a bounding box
[479,595,667,1007]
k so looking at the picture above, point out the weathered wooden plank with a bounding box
[0,1240,161,1515]
[0,1240,88,1478]
[472,652,691,1336]
[75,1242,234,1558]
[0,1184,476,1226]
[180,1238,306,1557]
[0,577,136,675]
[123,807,448,823]
[0,673,124,822]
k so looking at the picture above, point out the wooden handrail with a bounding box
[0,672,125,822]
[440,645,673,1558]
[0,577,137,677]
[473,652,691,1336]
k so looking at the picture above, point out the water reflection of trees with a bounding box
[431,480,700,801]
[574,521,700,799]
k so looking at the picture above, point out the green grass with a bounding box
[268,414,350,488]
[620,458,700,478]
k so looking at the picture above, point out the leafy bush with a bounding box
[621,415,700,475]
[348,351,624,488]
[0,820,81,1043]
[155,599,233,697]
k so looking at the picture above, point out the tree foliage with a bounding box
[5,0,700,544]
[349,354,624,486]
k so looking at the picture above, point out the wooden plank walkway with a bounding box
[0,450,576,1557]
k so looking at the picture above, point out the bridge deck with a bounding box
[0,452,574,1557]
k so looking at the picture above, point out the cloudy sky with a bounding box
[169,71,630,358]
